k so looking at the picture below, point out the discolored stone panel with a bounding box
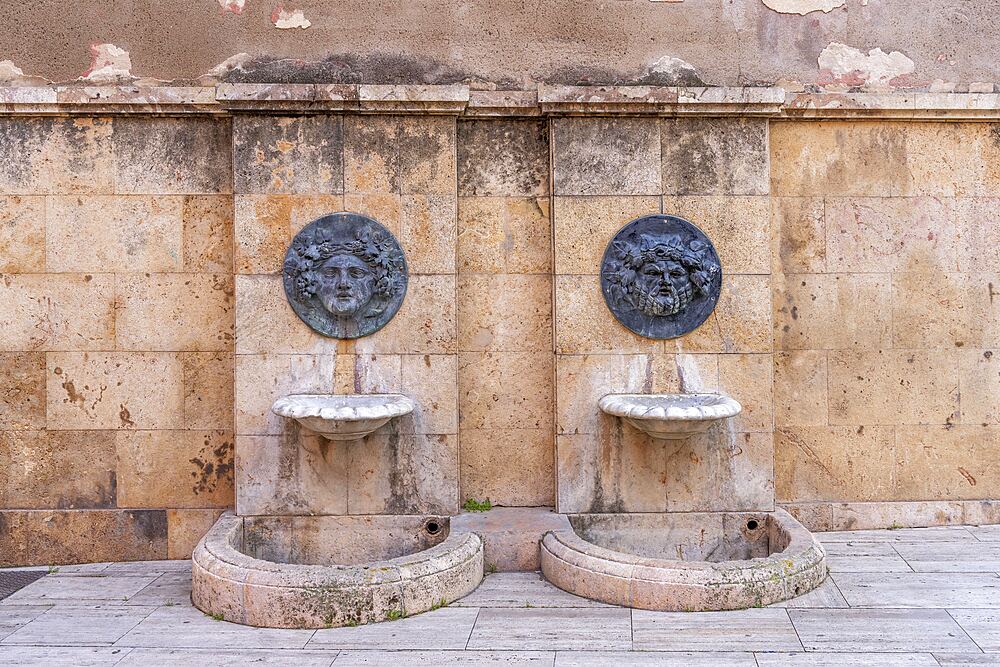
[457,119,549,197]
[233,115,344,195]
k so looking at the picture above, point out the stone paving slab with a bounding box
[893,542,1000,572]
[308,608,479,650]
[823,541,913,573]
[2,574,158,605]
[789,608,981,652]
[770,578,849,608]
[118,647,339,665]
[1,604,156,646]
[123,572,191,607]
[0,646,132,666]
[833,572,1000,608]
[0,604,51,641]
[555,651,756,666]
[968,526,1000,542]
[818,527,979,543]
[452,572,611,608]
[934,654,1000,666]
[948,609,1000,651]
[334,650,553,665]
[631,608,802,652]
[467,608,632,651]
[115,605,316,649]
[102,561,192,577]
[754,653,940,666]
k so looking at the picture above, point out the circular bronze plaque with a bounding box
[282,212,408,339]
[600,214,722,339]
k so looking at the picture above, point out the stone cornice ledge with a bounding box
[1,83,1000,119]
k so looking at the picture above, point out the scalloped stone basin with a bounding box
[272,394,415,442]
[599,393,742,440]
[192,512,483,628]
[540,510,827,611]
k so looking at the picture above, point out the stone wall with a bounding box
[2,93,1000,564]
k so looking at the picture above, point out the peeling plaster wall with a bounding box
[0,0,997,91]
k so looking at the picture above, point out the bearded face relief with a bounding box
[282,213,408,339]
[600,215,722,339]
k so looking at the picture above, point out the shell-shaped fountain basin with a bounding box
[599,393,742,440]
[272,394,415,442]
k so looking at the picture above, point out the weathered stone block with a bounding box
[662,118,769,196]
[115,273,234,352]
[400,194,456,274]
[113,117,232,194]
[458,274,551,352]
[234,274,338,355]
[664,430,774,512]
[233,114,344,195]
[234,353,334,436]
[0,196,44,272]
[354,274,457,354]
[22,509,168,565]
[344,116,456,195]
[115,430,234,509]
[457,119,549,197]
[458,351,553,430]
[46,352,185,430]
[555,274,661,355]
[894,425,1000,500]
[774,273,891,350]
[674,274,772,353]
[552,196,661,275]
[181,351,235,431]
[0,352,46,430]
[552,118,661,196]
[182,195,234,273]
[717,353,773,433]
[0,274,115,351]
[458,197,551,274]
[399,354,458,435]
[348,433,458,514]
[459,429,554,507]
[891,272,976,348]
[167,508,225,559]
[897,123,1000,198]
[662,195,770,274]
[0,117,113,195]
[773,351,829,426]
[770,196,826,274]
[0,430,116,509]
[236,434,348,516]
[959,349,1000,424]
[234,194,344,274]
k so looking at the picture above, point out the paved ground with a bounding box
[4,525,1000,665]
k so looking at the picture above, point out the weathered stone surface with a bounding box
[0,274,115,352]
[0,352,45,429]
[233,115,343,194]
[46,196,183,272]
[115,273,234,352]
[773,351,828,426]
[673,274,772,353]
[182,195,234,273]
[180,351,235,431]
[771,196,826,274]
[0,196,44,272]
[664,431,774,512]
[774,273,891,350]
[167,508,225,559]
[348,433,459,514]
[717,353,773,433]
[959,349,1000,424]
[234,194,345,274]
[46,352,185,430]
[553,196,660,275]
[399,353,458,435]
[469,608,633,650]
[0,430,116,509]
[7,509,168,565]
[113,117,232,194]
[894,425,1000,501]
[344,116,456,195]
[459,351,553,431]
[790,608,979,653]
[458,119,549,197]
[0,117,113,195]
[459,429,554,507]
[458,197,551,274]
[661,118,769,196]
[459,275,552,352]
[775,426,895,502]
[555,275,660,355]
[662,196,771,274]
[552,118,661,196]
[115,430,234,509]
[234,353,334,436]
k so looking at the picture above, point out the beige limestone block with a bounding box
[555,274,661,355]
[664,430,774,512]
[457,197,551,275]
[773,273,891,350]
[343,116,457,196]
[115,273,234,352]
[0,117,114,195]
[0,274,115,351]
[459,428,554,507]
[0,196,44,272]
[46,195,183,273]
[181,351,235,431]
[400,353,459,434]
[662,195,770,274]
[891,272,978,349]
[770,121,907,197]
[962,273,1000,347]
[552,117,662,196]
[458,274,552,352]
[167,508,225,559]
[661,117,769,196]
[897,123,1000,198]
[22,509,168,565]
[717,353,773,433]
[457,119,549,197]
[334,352,403,395]
[557,428,667,514]
[112,117,232,194]
[825,197,959,273]
[343,192,402,237]
[552,196,661,275]
[894,425,1000,500]
[236,433,348,516]
[116,430,234,509]
[233,115,344,194]
[46,352,185,430]
[0,352,46,429]
[234,353,334,436]
[774,351,829,426]
[827,349,959,426]
[0,511,28,565]
[234,274,337,355]
[0,430,116,509]
[348,433,458,514]
[458,351,553,431]
[556,353,685,436]
[234,194,346,274]
[182,195,234,273]
[354,274,457,355]
[960,350,1000,424]
[770,196,826,274]
[671,274,772,353]
[956,198,1000,272]
[775,425,896,502]
[400,194,456,274]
